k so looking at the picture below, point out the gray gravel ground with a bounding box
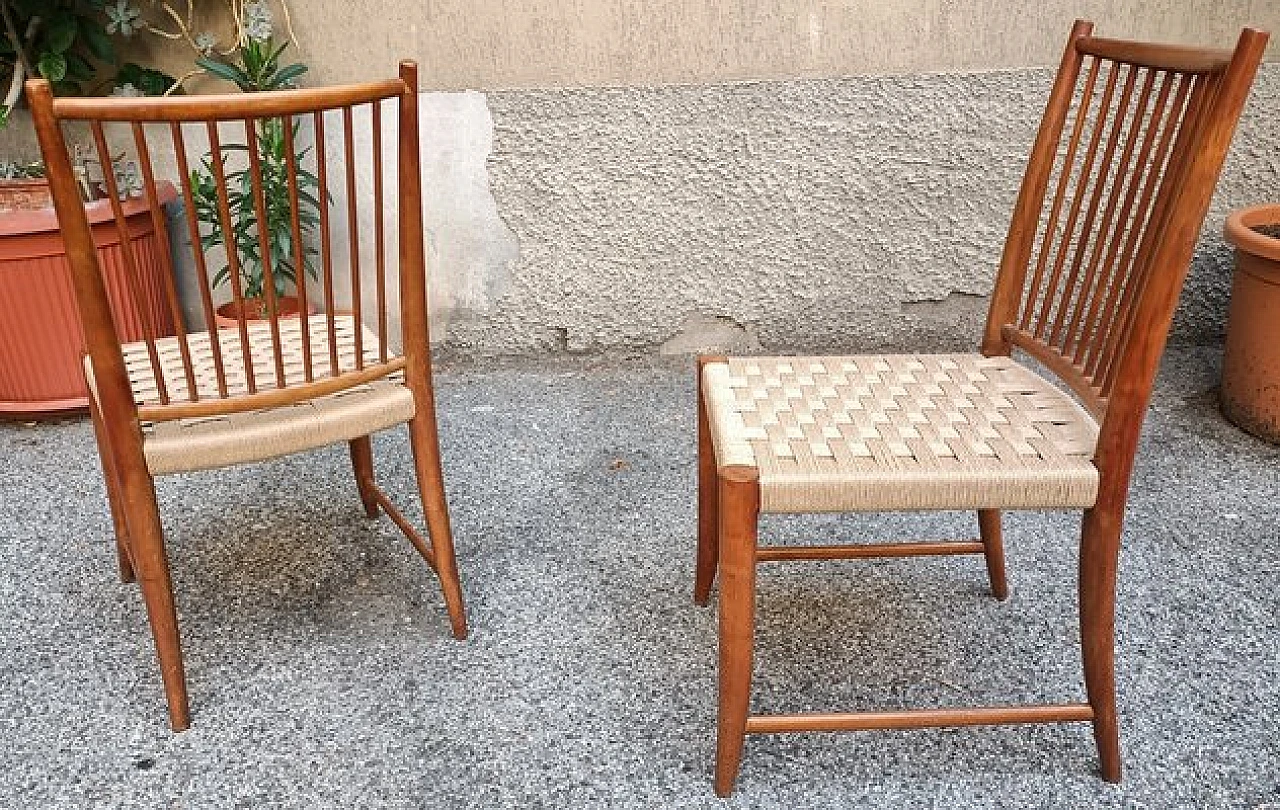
[0,346,1277,809]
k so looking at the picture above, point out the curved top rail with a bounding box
[46,79,405,122]
[1075,36,1237,73]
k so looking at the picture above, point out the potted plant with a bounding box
[189,34,317,327]
[0,1,303,415]
[0,0,179,416]
[1221,204,1280,443]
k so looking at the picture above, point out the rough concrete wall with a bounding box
[290,1,1280,89]
[10,66,1278,358]
[440,64,1280,355]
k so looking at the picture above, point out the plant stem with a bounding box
[1,4,34,78]
[2,56,22,112]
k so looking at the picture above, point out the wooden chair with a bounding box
[695,22,1267,795]
[27,62,467,731]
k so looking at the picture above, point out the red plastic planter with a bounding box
[0,183,177,416]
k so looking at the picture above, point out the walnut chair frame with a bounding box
[694,22,1267,795]
[28,62,466,731]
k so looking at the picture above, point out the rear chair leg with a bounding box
[89,393,134,583]
[349,435,380,518]
[406,411,468,640]
[713,466,760,798]
[977,509,1009,600]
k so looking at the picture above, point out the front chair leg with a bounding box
[977,509,1009,600]
[695,357,721,605]
[714,465,760,797]
[1080,505,1123,782]
[117,467,190,731]
[405,412,468,640]
[348,435,380,518]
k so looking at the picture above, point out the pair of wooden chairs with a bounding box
[29,19,1267,794]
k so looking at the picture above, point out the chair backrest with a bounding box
[981,21,1266,485]
[27,62,431,427]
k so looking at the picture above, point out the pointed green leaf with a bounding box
[37,52,68,83]
[79,17,116,63]
[272,63,308,88]
[196,57,253,90]
[65,53,94,83]
[45,15,78,54]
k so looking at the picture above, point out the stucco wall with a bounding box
[290,1,1280,88]
[5,5,1279,356]
[430,64,1280,355]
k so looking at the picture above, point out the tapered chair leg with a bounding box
[348,435,380,518]
[977,509,1009,600]
[694,360,720,606]
[88,395,135,583]
[714,466,760,797]
[117,466,190,731]
[1079,505,1123,782]
[406,412,468,640]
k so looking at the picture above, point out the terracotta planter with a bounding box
[213,295,314,330]
[1221,203,1280,443]
[0,183,177,416]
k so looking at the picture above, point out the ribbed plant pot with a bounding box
[0,183,177,417]
[1221,203,1280,443]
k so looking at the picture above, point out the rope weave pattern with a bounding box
[88,316,414,476]
[120,315,386,405]
[703,355,1100,513]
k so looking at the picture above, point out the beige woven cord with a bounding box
[85,316,415,476]
[703,355,1100,513]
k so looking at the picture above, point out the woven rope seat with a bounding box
[702,354,1100,513]
[85,315,415,476]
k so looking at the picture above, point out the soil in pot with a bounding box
[213,295,315,330]
[0,178,53,212]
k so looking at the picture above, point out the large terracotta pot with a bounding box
[0,183,177,416]
[1221,203,1280,443]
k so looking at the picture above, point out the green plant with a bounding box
[0,0,124,124]
[195,35,305,93]
[0,1,301,126]
[0,159,44,178]
[189,117,320,302]
[188,32,314,303]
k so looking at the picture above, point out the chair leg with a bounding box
[713,466,760,798]
[117,464,191,731]
[1079,505,1123,782]
[695,361,719,606]
[977,509,1009,600]
[406,411,468,640]
[348,435,380,518]
[88,394,135,583]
